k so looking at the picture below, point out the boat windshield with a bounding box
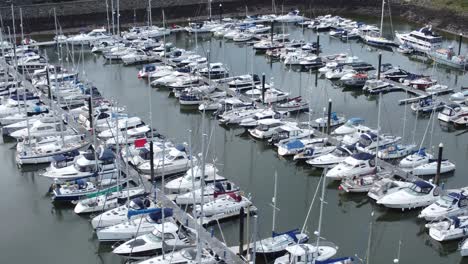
[182,249,197,260]
[342,160,356,169]
[407,184,432,195]
[164,153,181,161]
[441,107,454,116]
[435,195,456,208]
[257,124,270,131]
[343,120,355,127]
[333,148,347,157]
[358,136,372,147]
[147,232,163,243]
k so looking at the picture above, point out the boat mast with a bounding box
[197,53,208,263]
[272,0,276,14]
[105,0,110,34]
[271,171,278,235]
[162,9,166,46]
[19,8,24,46]
[380,0,385,37]
[208,0,212,20]
[111,0,115,35]
[376,88,381,168]
[148,0,152,27]
[366,212,374,264]
[53,8,58,44]
[53,67,65,146]
[315,168,327,259]
[117,0,120,36]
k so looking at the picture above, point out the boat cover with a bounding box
[414,180,433,189]
[351,153,375,160]
[99,148,115,161]
[316,257,354,264]
[272,228,301,242]
[148,208,174,222]
[286,139,305,150]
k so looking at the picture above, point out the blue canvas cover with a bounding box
[286,139,305,150]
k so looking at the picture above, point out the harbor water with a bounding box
[1,18,468,264]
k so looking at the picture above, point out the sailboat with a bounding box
[361,0,395,48]
[112,222,196,258]
[274,170,351,263]
[255,172,309,256]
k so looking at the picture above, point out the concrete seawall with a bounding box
[0,0,466,35]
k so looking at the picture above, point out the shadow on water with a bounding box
[424,236,460,257]
[374,208,420,223]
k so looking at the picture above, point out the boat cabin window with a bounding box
[148,232,163,242]
[163,233,175,240]
[408,184,432,195]
[342,161,355,169]
[358,136,372,147]
[101,158,114,165]
[96,112,110,119]
[138,149,151,160]
[334,148,347,157]
[75,163,96,172]
[460,198,468,207]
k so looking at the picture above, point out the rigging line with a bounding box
[300,169,324,234]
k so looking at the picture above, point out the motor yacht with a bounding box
[377,180,441,210]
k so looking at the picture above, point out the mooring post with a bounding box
[150,141,155,183]
[458,33,463,56]
[46,67,51,102]
[377,52,382,80]
[261,73,266,104]
[327,99,332,135]
[315,70,318,87]
[87,97,93,131]
[270,21,274,44]
[239,207,245,256]
[219,4,223,22]
[434,143,444,185]
[316,35,320,56]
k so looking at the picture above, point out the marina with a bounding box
[0,4,468,264]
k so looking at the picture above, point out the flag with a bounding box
[134,138,147,148]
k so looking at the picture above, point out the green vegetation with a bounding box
[431,0,468,13]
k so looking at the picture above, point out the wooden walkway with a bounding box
[384,79,452,105]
